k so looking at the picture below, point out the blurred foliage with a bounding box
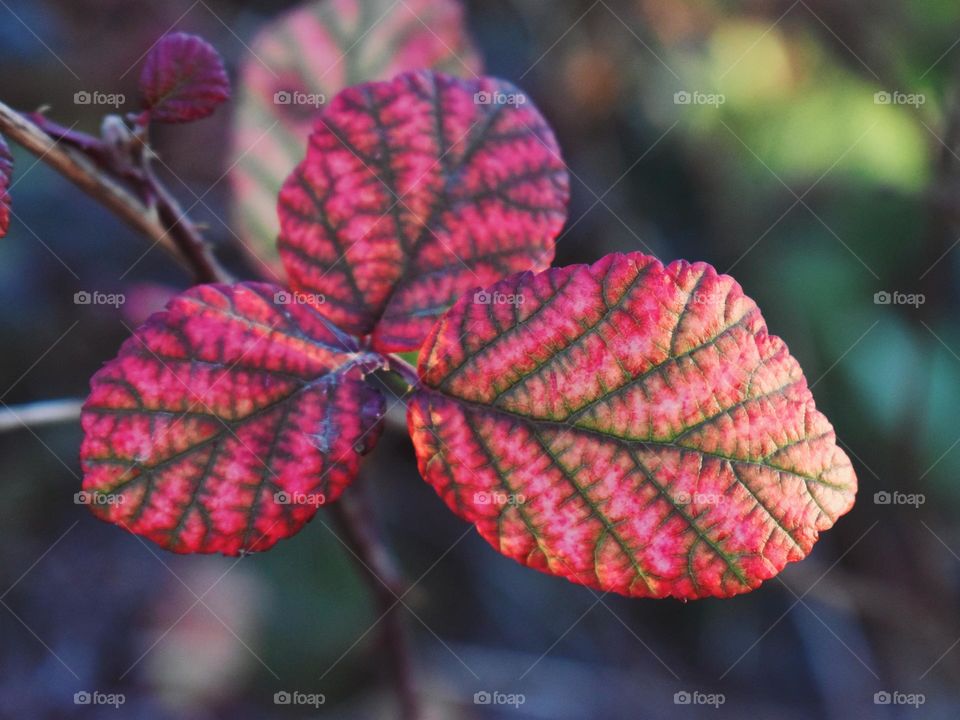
[3,0,960,717]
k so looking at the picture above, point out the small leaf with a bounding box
[0,132,12,237]
[80,283,387,555]
[229,0,482,274]
[140,32,230,123]
[408,253,857,599]
[278,70,570,352]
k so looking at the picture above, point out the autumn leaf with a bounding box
[140,32,230,123]
[408,252,857,599]
[229,0,482,274]
[278,70,570,352]
[80,283,386,555]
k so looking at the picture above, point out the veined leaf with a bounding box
[408,253,857,599]
[230,0,482,275]
[80,283,387,555]
[140,32,230,123]
[278,70,570,352]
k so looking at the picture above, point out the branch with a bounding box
[0,398,83,432]
[140,152,227,284]
[332,485,419,720]
[0,101,229,283]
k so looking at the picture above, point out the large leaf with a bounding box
[230,0,482,275]
[140,32,230,123]
[0,132,11,237]
[408,253,857,599]
[80,283,386,555]
[278,70,570,352]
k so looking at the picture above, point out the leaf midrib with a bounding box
[86,361,368,493]
[415,385,849,492]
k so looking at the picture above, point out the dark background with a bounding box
[1,0,958,717]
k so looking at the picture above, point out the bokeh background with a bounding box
[1,0,959,717]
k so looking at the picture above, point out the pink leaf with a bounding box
[408,252,857,599]
[80,282,387,555]
[140,32,230,124]
[278,70,569,352]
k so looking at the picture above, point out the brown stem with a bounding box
[0,101,230,283]
[332,486,419,720]
[141,154,227,284]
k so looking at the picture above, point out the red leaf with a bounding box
[140,32,230,123]
[229,0,482,275]
[80,283,387,555]
[408,253,857,599]
[0,132,12,237]
[278,70,569,353]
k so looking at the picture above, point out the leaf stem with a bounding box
[386,354,419,388]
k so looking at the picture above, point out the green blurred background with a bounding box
[1,0,959,717]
